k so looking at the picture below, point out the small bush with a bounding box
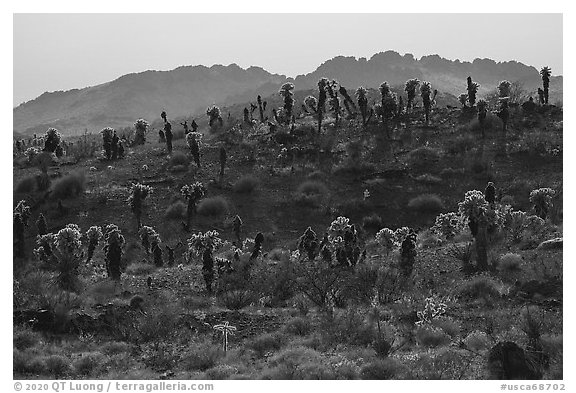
[407,194,444,212]
[182,341,224,371]
[498,253,522,274]
[50,171,85,200]
[15,175,37,193]
[164,200,186,220]
[415,174,442,184]
[72,352,106,376]
[247,332,286,358]
[457,275,504,300]
[445,134,475,156]
[263,346,331,379]
[462,330,491,351]
[408,147,440,169]
[204,364,239,380]
[233,175,260,194]
[362,213,384,231]
[13,350,46,375]
[284,317,312,336]
[360,358,404,380]
[197,196,229,217]
[100,341,131,356]
[431,317,461,339]
[440,167,466,178]
[169,152,190,167]
[45,354,70,377]
[14,328,40,350]
[217,289,256,310]
[415,326,452,348]
[125,262,156,276]
[297,181,328,196]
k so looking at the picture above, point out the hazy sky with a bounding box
[13,13,563,106]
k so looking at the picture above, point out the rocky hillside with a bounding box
[14,51,562,136]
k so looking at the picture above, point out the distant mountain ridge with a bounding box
[13,51,562,136]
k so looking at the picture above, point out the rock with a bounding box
[487,341,543,380]
[537,238,562,251]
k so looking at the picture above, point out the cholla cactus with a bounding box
[188,230,224,292]
[181,182,207,229]
[85,226,103,264]
[420,82,432,125]
[529,188,555,220]
[326,80,342,126]
[34,233,56,263]
[497,80,512,99]
[298,227,319,261]
[477,99,488,136]
[138,226,158,255]
[503,210,545,243]
[133,119,149,146]
[186,132,202,168]
[400,230,417,276]
[257,95,265,123]
[458,190,489,236]
[431,212,462,240]
[43,128,62,153]
[100,127,115,160]
[458,93,468,108]
[378,82,398,127]
[14,200,31,258]
[339,85,358,117]
[279,82,295,125]
[466,76,480,107]
[139,226,163,266]
[25,147,41,163]
[375,228,398,255]
[327,216,361,267]
[304,95,318,114]
[317,77,329,133]
[48,224,84,291]
[416,296,447,326]
[206,105,223,129]
[127,183,153,228]
[405,78,420,112]
[36,213,47,236]
[104,224,125,280]
[540,67,551,104]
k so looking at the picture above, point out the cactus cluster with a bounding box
[133,119,149,146]
[278,82,295,125]
[43,128,62,153]
[104,224,125,280]
[529,188,555,220]
[206,105,223,129]
[540,67,551,105]
[420,81,432,125]
[85,225,103,264]
[405,78,420,112]
[14,200,31,258]
[466,76,480,107]
[188,230,224,292]
[181,182,207,229]
[431,212,463,240]
[127,183,153,228]
[355,86,370,127]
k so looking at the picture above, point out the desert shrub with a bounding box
[456,275,504,301]
[100,341,131,356]
[415,173,442,184]
[45,354,71,377]
[294,181,328,208]
[501,195,516,207]
[262,346,333,380]
[233,175,260,194]
[408,194,444,212]
[204,364,239,380]
[440,167,466,178]
[332,162,376,177]
[13,327,41,350]
[15,175,37,193]
[362,213,384,231]
[431,317,461,339]
[125,262,156,276]
[324,308,375,347]
[359,358,404,380]
[197,196,229,217]
[408,146,440,170]
[50,171,85,200]
[246,332,287,358]
[468,158,490,174]
[137,304,179,343]
[445,134,475,156]
[13,350,46,375]
[164,200,186,220]
[181,340,224,371]
[297,180,328,196]
[179,295,213,310]
[335,198,371,217]
[72,352,106,376]
[462,330,491,351]
[415,326,452,348]
[216,289,256,310]
[284,317,312,336]
[498,253,522,274]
